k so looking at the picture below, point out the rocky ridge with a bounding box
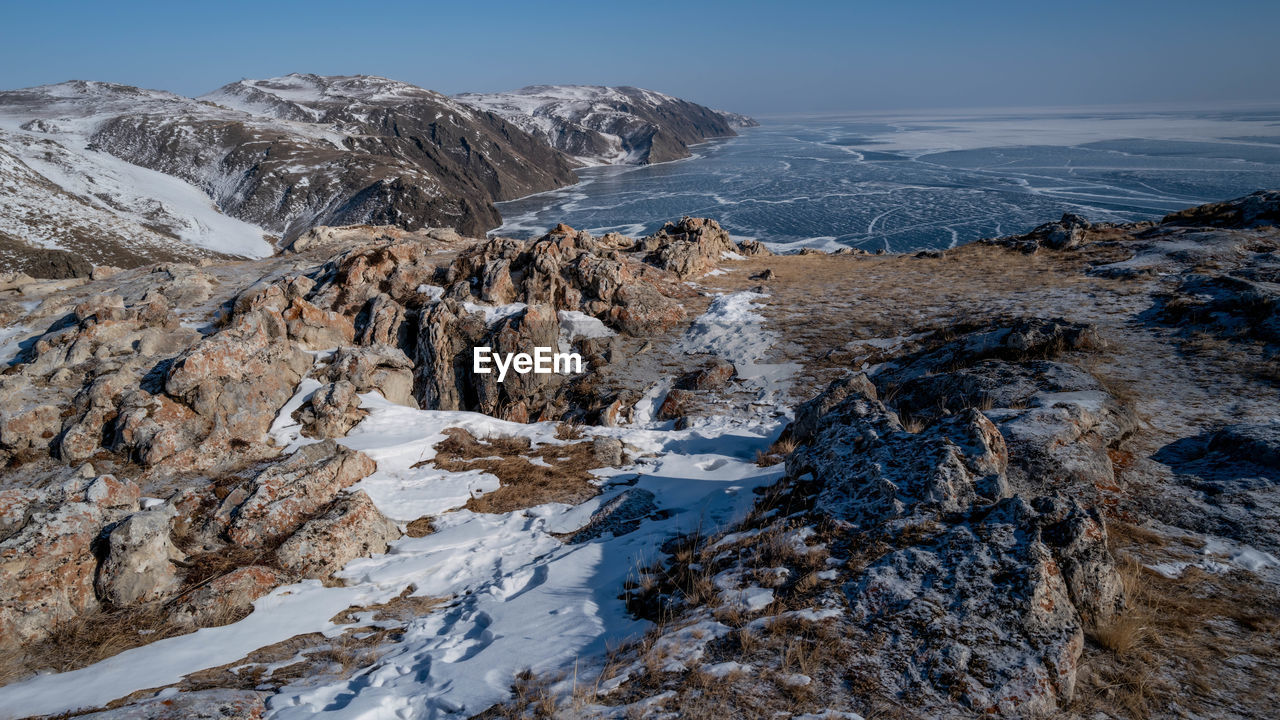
[455,85,749,165]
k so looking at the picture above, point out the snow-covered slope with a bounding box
[0,82,273,268]
[0,75,756,274]
[0,75,580,271]
[456,85,752,166]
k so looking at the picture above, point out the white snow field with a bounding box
[0,295,792,719]
[0,84,274,258]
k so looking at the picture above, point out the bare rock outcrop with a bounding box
[275,490,399,579]
[224,441,377,548]
[0,475,141,648]
[159,309,313,469]
[636,216,739,279]
[95,505,186,607]
[788,363,1125,713]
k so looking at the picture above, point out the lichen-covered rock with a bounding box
[162,308,312,468]
[846,497,1085,715]
[414,299,488,411]
[281,296,355,350]
[0,396,60,453]
[110,389,209,466]
[322,344,417,407]
[789,384,1009,526]
[225,441,377,548]
[0,474,144,646]
[790,372,880,444]
[275,491,399,578]
[0,502,105,647]
[790,358,1126,715]
[294,381,368,439]
[95,505,186,607]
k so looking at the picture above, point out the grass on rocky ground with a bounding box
[1072,521,1280,718]
[424,428,602,513]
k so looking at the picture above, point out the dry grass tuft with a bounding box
[755,435,799,467]
[405,516,435,537]
[0,605,200,685]
[426,428,601,513]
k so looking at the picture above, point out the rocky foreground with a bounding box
[0,193,1277,718]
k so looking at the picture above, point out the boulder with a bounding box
[322,345,417,408]
[678,357,736,391]
[95,506,186,607]
[656,389,694,422]
[592,436,625,467]
[275,491,399,578]
[0,501,107,647]
[0,397,60,453]
[565,488,657,543]
[294,381,368,439]
[736,239,773,257]
[1208,422,1280,469]
[225,441,377,548]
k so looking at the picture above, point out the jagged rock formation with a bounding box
[0,217,747,653]
[456,85,749,165]
[781,319,1129,713]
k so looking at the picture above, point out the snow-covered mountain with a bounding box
[0,82,273,270]
[456,85,755,165]
[0,75,756,275]
[0,75,579,272]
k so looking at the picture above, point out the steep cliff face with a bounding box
[456,85,752,165]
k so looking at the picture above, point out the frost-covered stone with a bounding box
[275,490,399,578]
[75,688,268,719]
[95,506,186,607]
[226,441,377,548]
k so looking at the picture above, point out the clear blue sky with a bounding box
[2,0,1277,115]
